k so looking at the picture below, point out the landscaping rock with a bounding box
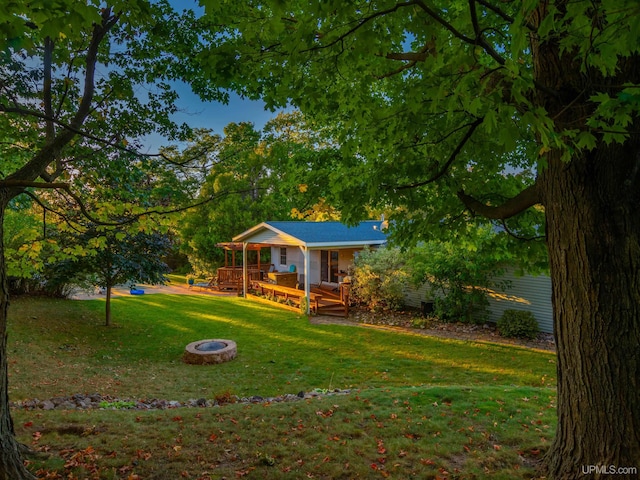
[11,388,353,412]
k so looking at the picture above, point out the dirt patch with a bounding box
[310,307,556,352]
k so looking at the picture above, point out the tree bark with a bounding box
[540,142,640,478]
[0,198,36,479]
[526,2,640,476]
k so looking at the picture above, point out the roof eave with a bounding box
[305,240,387,249]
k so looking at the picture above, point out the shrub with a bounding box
[432,288,489,324]
[497,310,539,339]
[300,296,310,315]
[351,247,409,311]
[410,230,508,324]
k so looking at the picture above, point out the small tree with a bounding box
[62,229,172,326]
[411,229,512,323]
[351,247,410,312]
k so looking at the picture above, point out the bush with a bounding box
[410,231,508,324]
[300,296,309,315]
[432,288,489,324]
[351,247,409,312]
[497,310,539,339]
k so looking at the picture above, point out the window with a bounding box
[280,247,287,266]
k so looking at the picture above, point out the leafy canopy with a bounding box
[196,1,639,268]
[175,112,340,272]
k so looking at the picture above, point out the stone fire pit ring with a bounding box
[183,339,237,365]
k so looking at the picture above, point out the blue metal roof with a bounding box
[259,220,387,245]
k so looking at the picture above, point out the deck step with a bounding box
[316,310,347,317]
[316,305,348,317]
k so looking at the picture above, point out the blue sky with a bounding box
[141,82,280,152]
[140,0,281,152]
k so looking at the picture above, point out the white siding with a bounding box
[270,246,305,279]
[486,270,553,333]
[404,282,431,309]
[403,269,554,334]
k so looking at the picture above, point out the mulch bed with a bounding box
[311,307,556,352]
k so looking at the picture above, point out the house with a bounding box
[231,220,554,332]
[231,220,388,314]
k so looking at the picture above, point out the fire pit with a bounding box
[183,339,237,365]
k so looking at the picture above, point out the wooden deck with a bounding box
[246,281,350,317]
[213,266,264,291]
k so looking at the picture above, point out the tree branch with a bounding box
[43,37,55,141]
[302,1,420,53]
[390,117,484,190]
[499,218,545,241]
[6,179,263,231]
[0,104,182,165]
[457,183,541,219]
[475,0,537,32]
[22,190,84,234]
[5,8,120,185]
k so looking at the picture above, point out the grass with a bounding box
[8,294,557,479]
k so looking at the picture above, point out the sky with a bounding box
[141,82,281,153]
[140,0,283,152]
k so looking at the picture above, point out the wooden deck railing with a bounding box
[251,281,323,313]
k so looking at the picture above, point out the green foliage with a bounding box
[497,310,540,340]
[351,247,410,312]
[411,228,512,323]
[300,295,309,315]
[3,201,46,279]
[0,0,212,289]
[63,228,172,291]
[175,113,339,274]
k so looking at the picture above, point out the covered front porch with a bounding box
[209,242,271,291]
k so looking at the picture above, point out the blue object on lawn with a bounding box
[130,289,145,295]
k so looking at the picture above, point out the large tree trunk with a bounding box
[541,142,640,478]
[0,200,36,479]
[529,2,640,476]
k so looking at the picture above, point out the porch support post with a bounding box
[242,242,248,297]
[257,246,261,275]
[303,246,311,314]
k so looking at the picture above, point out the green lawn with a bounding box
[9,294,557,479]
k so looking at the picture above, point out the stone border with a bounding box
[10,389,352,411]
[183,339,237,365]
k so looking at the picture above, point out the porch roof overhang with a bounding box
[216,242,269,251]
